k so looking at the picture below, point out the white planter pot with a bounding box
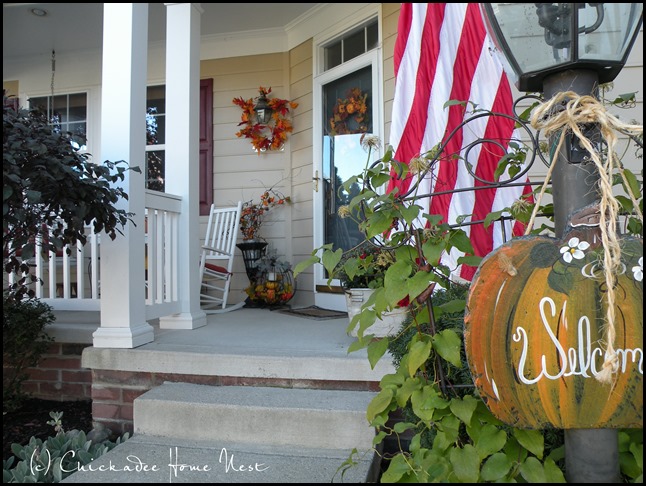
[345,288,408,338]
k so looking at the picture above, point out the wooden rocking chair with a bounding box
[199,201,245,313]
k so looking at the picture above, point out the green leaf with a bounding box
[367,210,396,237]
[513,428,544,459]
[434,414,461,450]
[629,440,643,471]
[367,337,389,369]
[396,377,422,407]
[380,453,412,483]
[380,372,405,389]
[357,308,377,337]
[543,457,567,482]
[444,99,468,109]
[480,453,513,481]
[450,395,478,426]
[400,204,421,225]
[321,248,343,276]
[408,340,432,376]
[422,238,446,266]
[449,230,474,254]
[347,338,367,354]
[292,255,319,277]
[457,255,483,267]
[612,92,637,105]
[373,430,388,447]
[366,388,394,423]
[621,168,641,199]
[432,330,462,367]
[519,456,546,482]
[494,158,510,182]
[449,444,481,483]
[474,424,507,460]
[411,387,442,422]
[437,298,466,315]
[407,270,434,301]
[393,421,416,434]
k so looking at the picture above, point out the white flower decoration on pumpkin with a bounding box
[633,256,643,282]
[560,237,590,263]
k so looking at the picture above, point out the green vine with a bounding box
[295,91,643,482]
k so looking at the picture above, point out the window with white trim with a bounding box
[29,92,88,151]
[145,85,166,192]
[323,19,378,71]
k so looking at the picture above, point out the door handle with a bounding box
[313,170,320,192]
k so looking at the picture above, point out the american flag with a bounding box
[387,3,532,281]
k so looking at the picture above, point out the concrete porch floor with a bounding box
[54,307,396,383]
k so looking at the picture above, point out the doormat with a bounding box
[277,305,348,320]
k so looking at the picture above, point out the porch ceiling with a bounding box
[2,3,319,60]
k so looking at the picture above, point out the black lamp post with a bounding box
[481,3,643,483]
[254,90,273,125]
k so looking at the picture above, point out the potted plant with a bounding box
[335,240,410,338]
[239,187,291,242]
[236,185,291,282]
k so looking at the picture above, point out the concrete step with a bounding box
[62,435,381,483]
[133,382,378,451]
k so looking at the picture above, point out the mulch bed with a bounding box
[3,398,93,462]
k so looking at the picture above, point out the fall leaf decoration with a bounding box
[233,86,298,153]
[329,87,369,136]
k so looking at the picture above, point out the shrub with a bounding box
[2,295,55,412]
[2,412,129,483]
[3,95,139,301]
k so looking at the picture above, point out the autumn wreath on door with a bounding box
[328,87,369,136]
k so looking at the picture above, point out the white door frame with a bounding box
[312,49,383,311]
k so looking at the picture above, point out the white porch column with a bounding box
[93,3,154,348]
[158,3,207,329]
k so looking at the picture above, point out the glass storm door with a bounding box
[314,52,381,311]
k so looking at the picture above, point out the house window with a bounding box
[146,85,166,192]
[144,81,214,215]
[29,93,88,151]
[323,19,378,71]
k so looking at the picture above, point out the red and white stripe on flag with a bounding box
[388,3,532,282]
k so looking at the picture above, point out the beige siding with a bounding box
[200,52,296,303]
[289,39,314,307]
[382,3,399,145]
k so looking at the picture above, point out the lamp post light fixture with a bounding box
[254,90,273,125]
[481,3,643,93]
[481,3,643,483]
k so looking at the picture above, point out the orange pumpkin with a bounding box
[464,225,643,429]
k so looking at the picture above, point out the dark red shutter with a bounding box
[199,79,213,215]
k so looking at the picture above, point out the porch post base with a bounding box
[92,323,155,349]
[159,311,207,330]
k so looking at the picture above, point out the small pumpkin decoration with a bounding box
[464,210,643,429]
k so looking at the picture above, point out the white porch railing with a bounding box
[7,190,183,320]
[33,227,101,311]
[144,190,182,320]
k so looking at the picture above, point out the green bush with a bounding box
[3,95,139,301]
[3,412,129,483]
[2,295,55,412]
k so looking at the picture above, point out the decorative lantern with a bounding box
[480,3,643,92]
[254,90,272,124]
